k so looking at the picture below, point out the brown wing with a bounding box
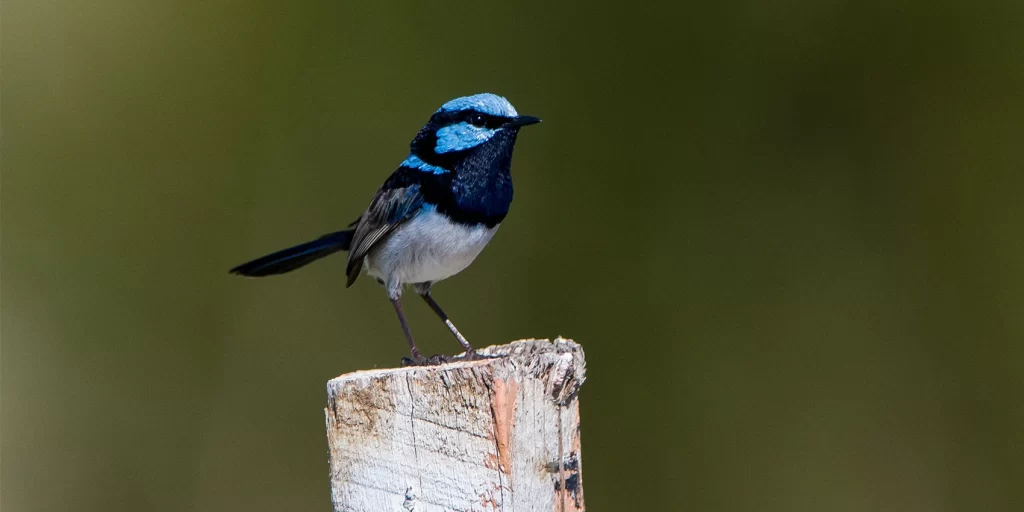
[345,185,424,286]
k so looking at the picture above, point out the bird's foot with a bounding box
[399,349,492,367]
[400,353,453,367]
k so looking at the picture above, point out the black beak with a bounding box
[504,115,541,128]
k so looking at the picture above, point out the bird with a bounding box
[230,93,540,362]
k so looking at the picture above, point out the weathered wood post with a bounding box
[325,338,586,511]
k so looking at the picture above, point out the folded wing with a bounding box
[345,185,425,286]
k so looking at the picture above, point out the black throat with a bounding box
[398,128,520,228]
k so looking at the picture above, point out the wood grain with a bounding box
[325,338,586,511]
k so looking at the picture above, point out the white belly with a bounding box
[365,210,498,292]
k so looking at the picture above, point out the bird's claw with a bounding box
[400,353,452,367]
[399,349,488,367]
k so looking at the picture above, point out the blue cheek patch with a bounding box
[435,122,500,154]
[401,154,450,174]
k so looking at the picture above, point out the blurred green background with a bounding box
[3,0,1023,510]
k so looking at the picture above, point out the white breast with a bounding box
[364,210,498,296]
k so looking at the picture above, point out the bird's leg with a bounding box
[418,292,476,358]
[390,297,423,361]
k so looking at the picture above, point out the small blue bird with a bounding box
[231,93,540,361]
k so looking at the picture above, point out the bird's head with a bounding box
[407,93,540,172]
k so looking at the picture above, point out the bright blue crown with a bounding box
[438,93,519,117]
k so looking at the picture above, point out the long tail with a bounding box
[230,229,353,277]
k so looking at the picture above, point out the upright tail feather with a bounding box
[230,229,353,277]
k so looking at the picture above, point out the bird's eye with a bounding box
[468,113,487,127]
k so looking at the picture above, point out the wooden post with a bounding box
[325,338,586,511]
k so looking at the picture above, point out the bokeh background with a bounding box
[4,0,1023,510]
